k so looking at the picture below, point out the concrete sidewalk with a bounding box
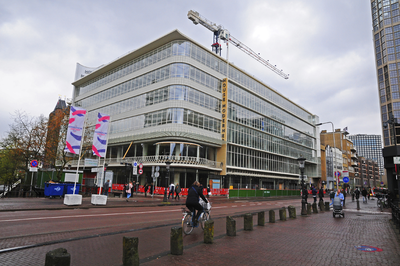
[143,199,400,266]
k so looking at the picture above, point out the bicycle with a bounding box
[182,200,211,235]
[377,194,388,211]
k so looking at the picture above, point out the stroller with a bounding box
[332,197,344,218]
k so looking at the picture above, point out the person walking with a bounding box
[144,183,148,197]
[318,187,324,202]
[126,182,133,202]
[103,180,110,196]
[311,186,317,203]
[362,187,368,203]
[354,188,360,201]
[175,183,181,200]
[168,182,175,199]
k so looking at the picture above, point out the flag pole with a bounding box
[98,117,111,195]
[73,114,88,195]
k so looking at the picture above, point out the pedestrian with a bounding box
[330,189,335,206]
[302,187,308,204]
[175,183,181,200]
[126,182,133,202]
[334,189,345,206]
[168,182,175,199]
[362,187,368,203]
[354,188,360,201]
[207,185,211,199]
[318,186,324,202]
[144,183,148,197]
[312,186,317,203]
[103,180,110,196]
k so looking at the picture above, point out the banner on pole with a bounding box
[92,113,110,158]
[65,106,87,154]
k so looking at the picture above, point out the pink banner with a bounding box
[64,106,87,154]
[92,112,110,157]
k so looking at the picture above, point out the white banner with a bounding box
[64,106,87,154]
[92,113,110,158]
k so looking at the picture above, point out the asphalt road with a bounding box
[0,197,300,265]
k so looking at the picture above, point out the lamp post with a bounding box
[297,157,307,216]
[316,122,337,189]
[163,161,171,202]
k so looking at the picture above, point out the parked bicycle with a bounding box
[182,199,211,235]
[377,193,389,211]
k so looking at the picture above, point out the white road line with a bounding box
[232,205,237,207]
[241,205,247,206]
[0,209,182,223]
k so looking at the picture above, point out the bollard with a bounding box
[204,219,214,244]
[307,203,312,215]
[319,201,324,212]
[244,213,253,230]
[258,211,265,226]
[324,201,330,211]
[226,216,236,236]
[269,210,275,223]
[45,248,71,266]
[170,226,183,255]
[279,207,287,221]
[288,206,296,219]
[357,199,360,210]
[123,237,139,266]
[312,203,318,214]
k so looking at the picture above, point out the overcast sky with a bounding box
[0,0,380,140]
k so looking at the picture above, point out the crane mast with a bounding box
[187,10,289,79]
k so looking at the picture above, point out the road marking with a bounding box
[0,209,183,223]
[241,205,247,206]
[232,205,237,207]
[344,209,391,215]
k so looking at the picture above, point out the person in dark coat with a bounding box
[362,188,368,203]
[312,186,317,203]
[354,188,360,201]
[103,180,110,196]
[175,183,181,200]
[318,187,324,202]
[185,181,208,227]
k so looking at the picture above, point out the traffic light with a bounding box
[104,163,108,172]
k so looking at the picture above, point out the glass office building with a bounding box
[70,29,320,190]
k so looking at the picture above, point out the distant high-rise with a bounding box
[348,134,384,178]
[370,0,400,196]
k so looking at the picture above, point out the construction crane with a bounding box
[187,10,289,80]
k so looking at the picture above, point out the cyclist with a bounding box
[185,181,208,227]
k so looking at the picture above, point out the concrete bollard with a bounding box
[325,202,330,211]
[269,210,275,223]
[319,201,324,212]
[307,203,312,215]
[312,203,318,214]
[279,207,287,221]
[170,226,183,255]
[123,236,139,266]
[226,216,236,236]
[204,219,214,244]
[258,211,265,226]
[244,213,253,230]
[288,206,296,219]
[45,248,71,266]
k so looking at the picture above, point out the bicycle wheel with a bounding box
[182,214,194,235]
[200,212,210,230]
[377,199,381,208]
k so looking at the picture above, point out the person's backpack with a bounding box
[125,184,130,191]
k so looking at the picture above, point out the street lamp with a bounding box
[297,157,307,216]
[316,122,337,189]
[163,161,171,202]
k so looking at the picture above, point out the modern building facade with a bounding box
[348,134,384,180]
[69,30,320,191]
[357,156,380,188]
[370,0,400,198]
[320,129,357,189]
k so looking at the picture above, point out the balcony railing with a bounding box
[68,155,223,170]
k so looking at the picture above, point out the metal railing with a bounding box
[68,155,223,170]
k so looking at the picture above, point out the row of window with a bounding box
[228,83,314,137]
[85,85,221,125]
[78,39,312,123]
[110,108,221,135]
[227,145,311,176]
[228,122,314,163]
[228,102,314,149]
[77,63,221,109]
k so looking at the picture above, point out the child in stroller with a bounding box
[333,189,344,218]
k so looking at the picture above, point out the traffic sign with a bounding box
[156,166,160,172]
[343,177,349,183]
[154,172,160,178]
[132,161,138,167]
[30,160,38,168]
[139,163,143,169]
[138,169,143,175]
[133,167,137,175]
[335,171,341,177]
